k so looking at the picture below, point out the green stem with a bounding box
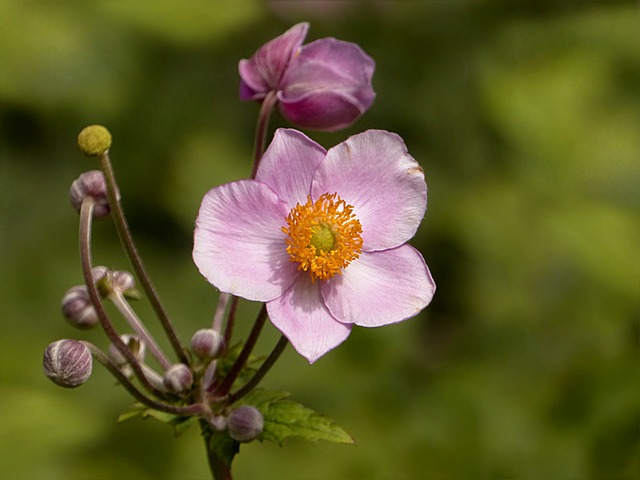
[200,419,234,480]
[228,335,288,404]
[99,152,189,365]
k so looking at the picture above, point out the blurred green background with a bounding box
[1,1,638,479]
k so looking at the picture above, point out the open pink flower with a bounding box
[193,129,435,363]
[239,23,375,131]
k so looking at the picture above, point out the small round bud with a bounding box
[227,406,264,442]
[191,329,224,359]
[108,334,146,366]
[61,285,99,329]
[77,125,112,157]
[43,339,93,388]
[91,266,109,283]
[162,363,193,394]
[69,170,110,218]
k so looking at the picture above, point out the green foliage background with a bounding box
[0,1,638,478]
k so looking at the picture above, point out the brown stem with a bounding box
[228,334,288,404]
[215,305,268,396]
[99,152,188,365]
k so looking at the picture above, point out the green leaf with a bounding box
[117,402,196,436]
[238,389,355,446]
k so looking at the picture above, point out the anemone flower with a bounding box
[193,129,435,362]
[239,23,375,131]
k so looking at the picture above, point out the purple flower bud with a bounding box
[69,170,111,218]
[190,329,223,360]
[162,363,193,394]
[239,23,375,131]
[108,334,146,366]
[227,405,264,442]
[43,339,93,388]
[61,285,99,329]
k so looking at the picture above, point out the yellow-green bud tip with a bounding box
[77,125,112,157]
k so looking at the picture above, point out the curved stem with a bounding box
[108,291,172,370]
[250,89,278,179]
[79,198,166,398]
[99,152,188,365]
[215,305,268,397]
[228,335,288,404]
[84,341,202,416]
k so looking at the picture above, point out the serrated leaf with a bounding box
[239,388,291,407]
[117,403,196,436]
[117,402,146,423]
[260,399,355,446]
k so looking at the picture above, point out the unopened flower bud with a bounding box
[77,124,112,157]
[191,329,223,359]
[108,334,146,366]
[61,285,99,329]
[43,339,93,388]
[92,266,109,283]
[227,406,264,442]
[69,170,111,218]
[162,363,193,394]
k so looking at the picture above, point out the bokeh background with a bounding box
[1,1,638,479]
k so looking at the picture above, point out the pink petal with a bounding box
[321,245,435,327]
[267,274,352,363]
[255,129,326,207]
[278,38,375,131]
[193,180,299,302]
[311,130,427,251]
[238,23,309,99]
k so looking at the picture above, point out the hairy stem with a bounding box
[108,291,172,370]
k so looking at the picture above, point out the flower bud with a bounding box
[43,339,93,388]
[162,363,193,394]
[69,170,110,218]
[228,406,264,442]
[61,285,99,329]
[77,124,112,157]
[191,329,224,360]
[108,334,146,366]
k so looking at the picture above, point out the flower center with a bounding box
[282,193,363,282]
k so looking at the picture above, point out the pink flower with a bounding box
[193,129,435,363]
[239,23,375,131]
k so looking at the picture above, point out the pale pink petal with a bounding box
[193,180,299,302]
[238,23,309,99]
[267,274,352,363]
[321,245,435,327]
[311,130,427,251]
[255,129,326,207]
[278,38,375,131]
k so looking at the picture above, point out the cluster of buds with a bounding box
[44,123,269,442]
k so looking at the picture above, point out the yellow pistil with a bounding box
[282,193,363,282]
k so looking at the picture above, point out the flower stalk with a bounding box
[98,151,189,365]
[79,197,167,397]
